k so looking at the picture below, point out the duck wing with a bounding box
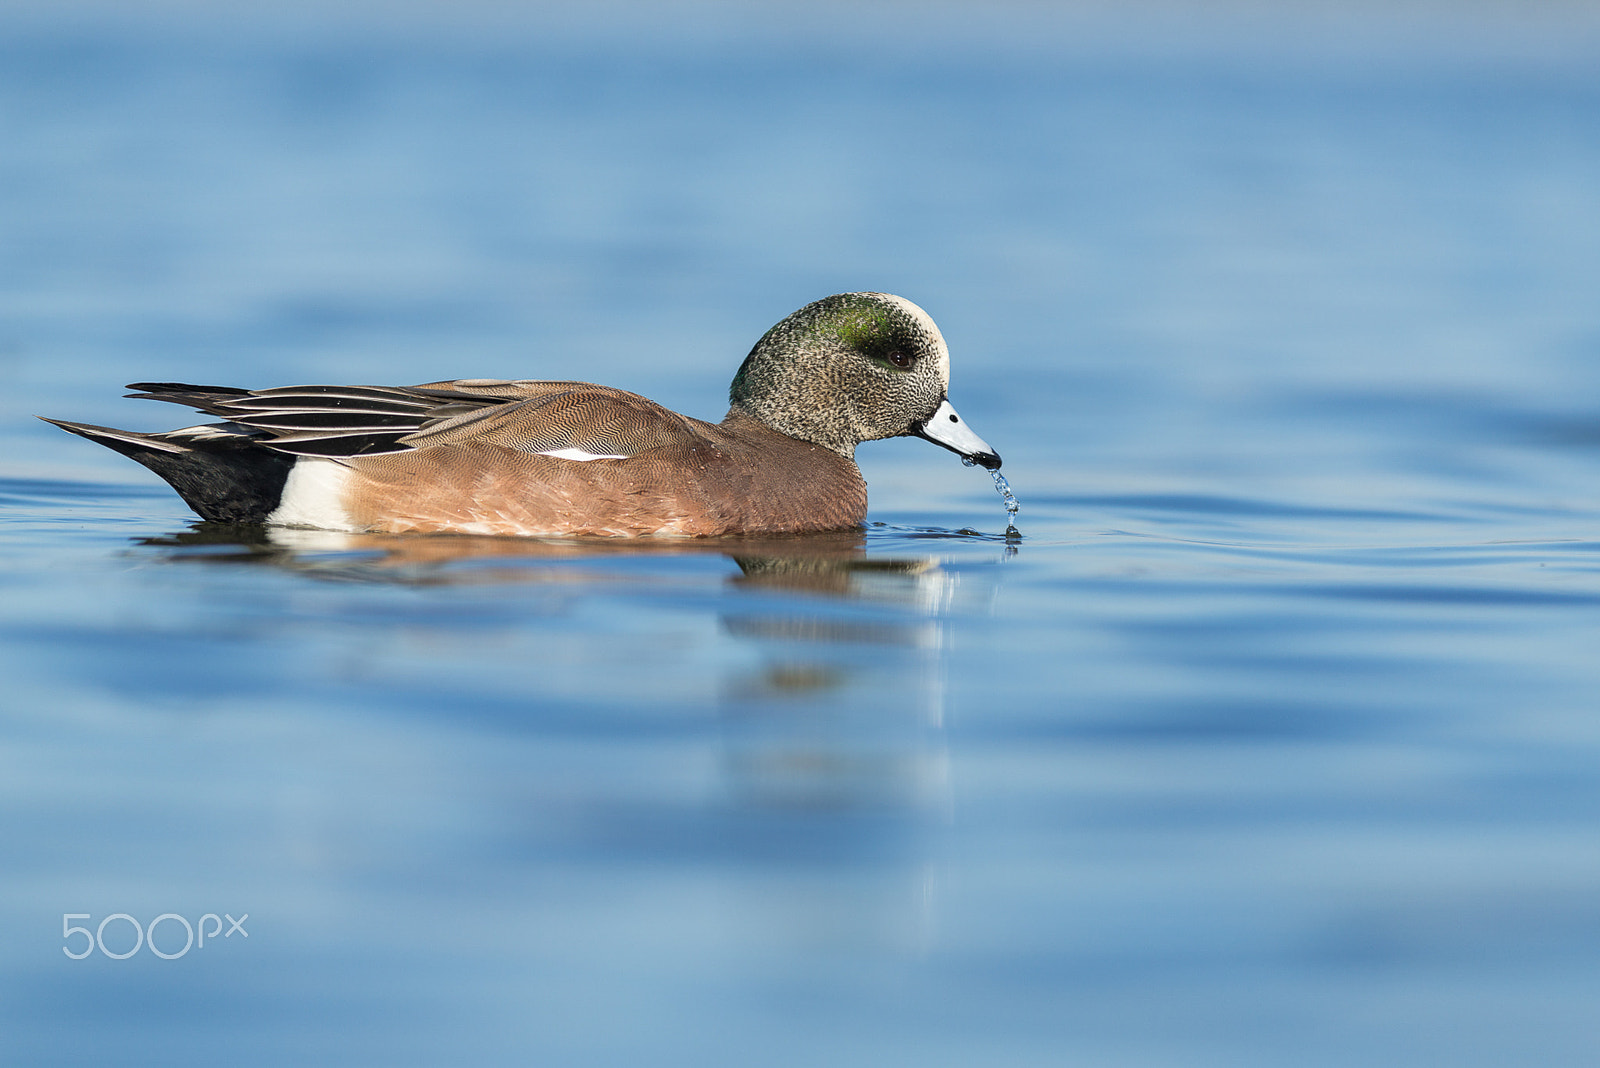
[125,380,700,460]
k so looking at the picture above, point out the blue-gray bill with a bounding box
[913,398,1001,470]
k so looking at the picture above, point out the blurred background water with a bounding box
[5,2,1600,1064]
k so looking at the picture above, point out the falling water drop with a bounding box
[991,470,1021,540]
[965,456,1021,539]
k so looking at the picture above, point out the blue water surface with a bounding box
[4,3,1600,1065]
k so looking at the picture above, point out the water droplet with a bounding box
[989,470,1021,539]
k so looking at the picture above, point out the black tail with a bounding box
[40,417,295,524]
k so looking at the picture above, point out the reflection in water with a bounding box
[719,544,956,953]
[144,523,879,576]
[719,547,953,800]
[136,521,969,949]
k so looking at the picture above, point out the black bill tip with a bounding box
[959,449,1002,470]
[970,450,1002,470]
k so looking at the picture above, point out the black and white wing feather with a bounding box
[125,380,690,461]
[124,382,519,458]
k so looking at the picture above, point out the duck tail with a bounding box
[39,417,296,524]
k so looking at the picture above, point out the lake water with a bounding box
[5,3,1600,1065]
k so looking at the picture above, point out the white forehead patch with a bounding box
[869,292,951,390]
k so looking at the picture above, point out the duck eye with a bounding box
[883,350,914,370]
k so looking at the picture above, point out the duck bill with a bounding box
[913,398,1002,470]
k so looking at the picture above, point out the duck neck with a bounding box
[723,401,859,460]
[720,404,857,460]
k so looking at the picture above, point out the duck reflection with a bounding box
[139,522,959,609]
[138,521,970,950]
[140,520,959,818]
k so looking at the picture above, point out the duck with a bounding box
[42,292,1001,537]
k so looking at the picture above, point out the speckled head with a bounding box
[728,292,999,468]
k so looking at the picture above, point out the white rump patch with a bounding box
[266,457,358,531]
[537,447,628,462]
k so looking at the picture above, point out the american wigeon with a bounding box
[43,292,1001,537]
